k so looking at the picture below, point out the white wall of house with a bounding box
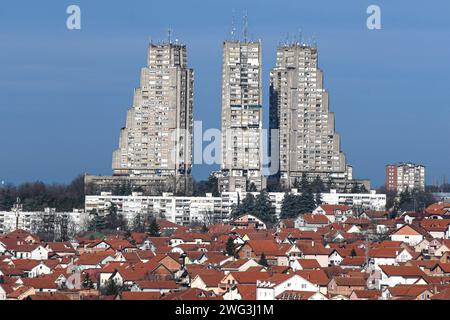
[29,263,52,278]
[434,245,449,257]
[190,276,207,291]
[309,292,328,300]
[347,225,361,234]
[395,250,413,263]
[328,251,343,266]
[30,246,49,260]
[223,288,242,300]
[391,234,423,246]
[276,256,289,267]
[372,257,396,270]
[256,275,319,300]
[379,273,421,289]
[304,254,329,268]
[99,272,123,288]
[15,246,48,260]
[429,231,445,239]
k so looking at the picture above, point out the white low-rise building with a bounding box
[223,189,386,218]
[321,190,386,211]
[84,188,386,228]
[0,208,83,235]
[85,192,232,227]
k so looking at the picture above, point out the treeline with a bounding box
[192,175,220,197]
[0,175,85,212]
[386,189,436,217]
[427,183,450,193]
[232,191,277,225]
[280,174,325,219]
[87,204,161,238]
[232,174,327,225]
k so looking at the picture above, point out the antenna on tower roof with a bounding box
[284,32,289,46]
[231,10,237,41]
[312,34,317,48]
[298,29,303,45]
[167,28,173,44]
[243,11,248,42]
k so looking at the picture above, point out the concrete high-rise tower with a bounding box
[112,42,194,193]
[270,43,350,189]
[218,40,266,192]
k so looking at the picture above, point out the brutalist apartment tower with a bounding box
[269,43,350,189]
[112,42,194,194]
[218,40,266,192]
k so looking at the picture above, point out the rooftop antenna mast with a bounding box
[231,10,237,41]
[285,32,290,46]
[243,11,248,42]
[298,29,303,45]
[167,28,173,44]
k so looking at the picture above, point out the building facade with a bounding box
[219,40,266,193]
[112,42,194,193]
[386,163,426,194]
[224,189,386,217]
[85,192,231,227]
[0,208,83,235]
[269,43,349,189]
[84,189,385,229]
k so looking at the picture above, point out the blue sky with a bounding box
[0,0,449,187]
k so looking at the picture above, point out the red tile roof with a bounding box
[332,276,367,287]
[425,203,450,215]
[234,284,256,300]
[317,205,352,215]
[379,265,426,277]
[294,270,329,286]
[228,271,271,284]
[21,276,58,290]
[303,214,330,224]
[297,259,321,270]
[431,287,450,300]
[351,290,381,300]
[387,285,432,298]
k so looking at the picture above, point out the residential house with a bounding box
[390,225,424,246]
[379,265,427,289]
[295,214,330,231]
[328,276,367,297]
[312,205,353,223]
